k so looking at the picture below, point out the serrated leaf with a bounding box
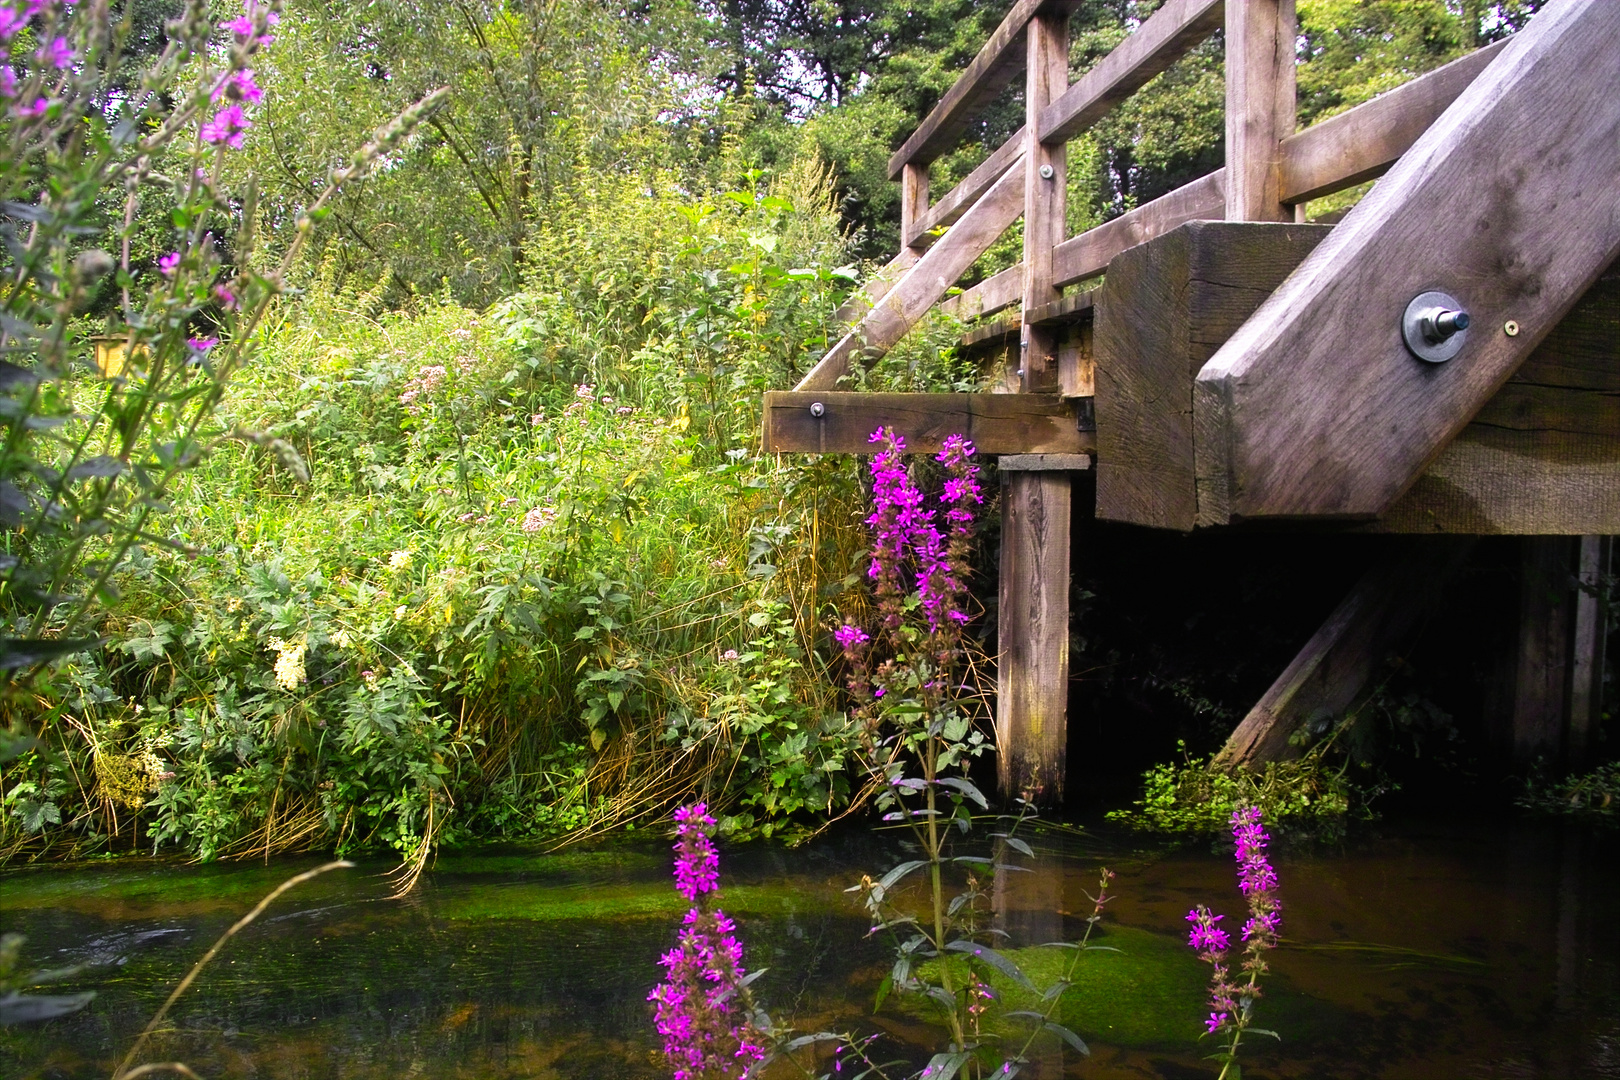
[945,940,1034,990]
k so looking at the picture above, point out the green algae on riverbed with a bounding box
[914,923,1335,1050]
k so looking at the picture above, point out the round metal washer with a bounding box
[1401,290,1469,364]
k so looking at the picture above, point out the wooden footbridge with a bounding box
[763,0,1620,801]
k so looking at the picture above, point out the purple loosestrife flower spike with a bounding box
[671,801,720,901]
[650,803,764,1078]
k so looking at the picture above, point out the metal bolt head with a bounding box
[1039,163,1055,180]
[1504,319,1520,337]
[808,401,826,418]
[1401,290,1470,363]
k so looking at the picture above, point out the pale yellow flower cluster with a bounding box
[388,549,411,572]
[267,636,307,691]
[94,748,166,809]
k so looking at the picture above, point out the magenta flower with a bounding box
[158,252,181,276]
[1187,806,1282,1063]
[225,1,279,47]
[200,102,250,148]
[213,284,238,310]
[650,802,764,1079]
[212,67,263,104]
[0,65,15,98]
[186,336,217,353]
[35,36,72,69]
[14,94,48,117]
[671,801,720,901]
[833,624,869,650]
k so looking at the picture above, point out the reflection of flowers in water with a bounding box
[649,803,764,1079]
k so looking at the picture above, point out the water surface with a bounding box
[2,814,1616,1079]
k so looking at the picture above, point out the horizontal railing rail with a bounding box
[793,0,1515,394]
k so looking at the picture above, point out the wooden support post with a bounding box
[1215,538,1473,770]
[1512,537,1576,762]
[1224,0,1295,222]
[1094,221,1330,530]
[998,469,1070,804]
[1021,10,1068,393]
[1568,536,1612,766]
[996,8,1072,807]
[901,163,930,252]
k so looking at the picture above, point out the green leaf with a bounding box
[944,940,1035,990]
[1042,1021,1090,1055]
[872,972,893,1013]
[876,859,926,894]
[937,776,988,809]
[920,1051,973,1080]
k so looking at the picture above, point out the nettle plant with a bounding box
[0,0,442,741]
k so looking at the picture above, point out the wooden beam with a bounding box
[1037,0,1223,145]
[1214,538,1474,770]
[1568,535,1611,766]
[1094,221,1330,530]
[1512,536,1576,763]
[834,248,920,325]
[998,469,1069,804]
[905,132,1024,250]
[795,156,1026,391]
[1279,40,1508,204]
[900,163,930,252]
[1021,10,1069,392]
[1195,0,1620,522]
[999,453,1092,471]
[885,0,1047,179]
[1225,0,1295,221]
[941,168,1225,321]
[761,392,1091,456]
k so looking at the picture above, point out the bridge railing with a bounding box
[793,0,1510,393]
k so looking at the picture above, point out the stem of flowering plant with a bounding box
[924,732,966,1049]
[1006,867,1113,1066]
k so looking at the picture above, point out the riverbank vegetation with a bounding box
[0,0,1588,869]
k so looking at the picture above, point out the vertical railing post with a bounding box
[1225,0,1297,222]
[998,8,1071,805]
[901,162,930,250]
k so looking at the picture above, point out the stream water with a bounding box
[2,812,1617,1079]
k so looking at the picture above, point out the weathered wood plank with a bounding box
[1513,536,1575,762]
[941,169,1225,321]
[997,470,1069,804]
[1214,538,1474,770]
[1038,0,1223,145]
[1096,221,1331,530]
[1021,11,1070,393]
[901,163,930,252]
[762,392,1092,455]
[834,248,920,325]
[1279,40,1508,204]
[1568,535,1611,765]
[795,157,1025,391]
[906,133,1024,250]
[1225,0,1295,221]
[1194,0,1620,522]
[999,453,1093,471]
[886,0,1079,178]
[1036,0,1218,145]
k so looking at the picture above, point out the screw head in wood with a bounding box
[1504,319,1520,337]
[1039,163,1055,180]
[808,401,826,418]
[1401,290,1470,363]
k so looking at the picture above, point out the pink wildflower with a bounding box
[35,36,72,69]
[200,103,250,148]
